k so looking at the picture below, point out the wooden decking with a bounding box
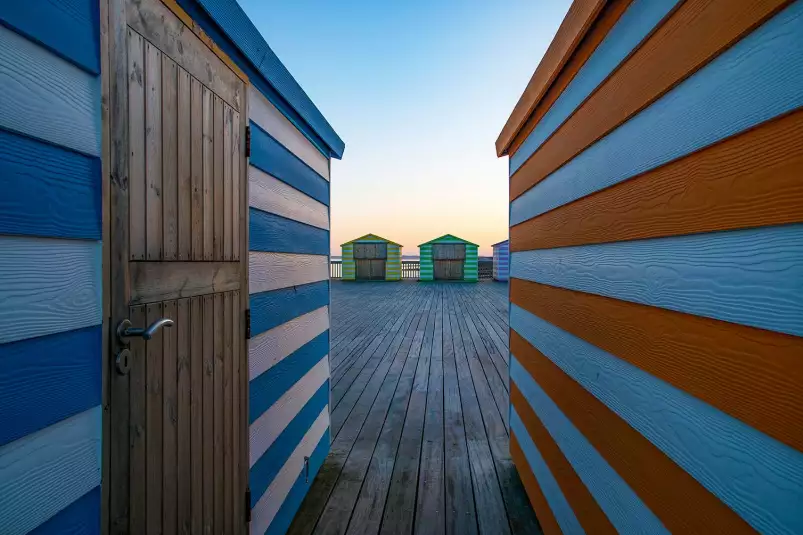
[288,281,541,535]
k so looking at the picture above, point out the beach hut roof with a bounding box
[341,233,402,247]
[492,239,509,247]
[418,234,479,247]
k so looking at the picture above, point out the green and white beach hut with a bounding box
[419,234,479,281]
[341,234,402,281]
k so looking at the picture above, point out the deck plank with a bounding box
[287,281,540,535]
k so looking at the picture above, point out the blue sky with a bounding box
[236,0,572,255]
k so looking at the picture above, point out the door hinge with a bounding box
[245,487,252,523]
[245,125,251,158]
[245,309,251,339]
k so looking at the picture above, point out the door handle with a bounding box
[117,318,174,343]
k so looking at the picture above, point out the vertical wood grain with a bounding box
[163,299,178,535]
[177,70,192,261]
[190,296,204,535]
[128,31,146,260]
[191,79,204,260]
[162,56,178,261]
[129,305,147,534]
[146,302,164,534]
[213,292,224,534]
[224,291,234,534]
[177,298,192,534]
[232,111,241,261]
[214,96,224,261]
[145,43,163,260]
[202,295,214,533]
[202,88,214,260]
[224,106,233,260]
[232,289,242,532]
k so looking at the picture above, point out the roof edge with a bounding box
[186,0,346,159]
[341,233,403,247]
[496,0,605,157]
[418,234,479,247]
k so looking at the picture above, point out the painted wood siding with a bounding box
[505,1,803,534]
[0,2,103,532]
[248,86,331,534]
[419,236,478,281]
[386,243,401,280]
[493,241,510,281]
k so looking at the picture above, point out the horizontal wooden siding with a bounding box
[506,1,803,534]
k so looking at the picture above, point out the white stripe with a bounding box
[249,306,329,380]
[0,406,101,535]
[249,86,330,180]
[0,25,100,156]
[249,166,329,230]
[251,406,329,535]
[249,358,329,467]
[0,236,101,344]
[249,252,328,294]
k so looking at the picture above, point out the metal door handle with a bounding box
[117,318,174,342]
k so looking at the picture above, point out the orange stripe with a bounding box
[510,331,755,534]
[510,279,803,453]
[510,0,792,200]
[496,0,605,156]
[508,0,634,158]
[511,109,803,249]
[511,385,616,535]
[510,432,563,535]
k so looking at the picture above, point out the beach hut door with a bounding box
[432,243,466,280]
[107,0,248,532]
[354,243,387,280]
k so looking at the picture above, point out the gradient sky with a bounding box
[236,0,572,256]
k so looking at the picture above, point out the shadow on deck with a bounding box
[288,281,541,535]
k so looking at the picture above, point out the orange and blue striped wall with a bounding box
[499,0,803,533]
[0,0,103,532]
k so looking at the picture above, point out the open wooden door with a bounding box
[106,0,248,533]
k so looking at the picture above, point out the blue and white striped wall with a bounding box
[247,86,332,535]
[492,240,509,281]
[0,0,103,533]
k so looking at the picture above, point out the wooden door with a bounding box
[356,259,371,280]
[107,0,248,533]
[370,259,386,280]
[450,260,464,280]
[353,243,369,259]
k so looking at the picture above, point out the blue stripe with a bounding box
[510,0,680,174]
[511,1,803,225]
[250,281,330,338]
[177,0,344,158]
[249,208,329,255]
[511,304,803,535]
[0,0,99,74]
[0,128,101,240]
[250,382,329,507]
[0,325,101,447]
[30,486,100,535]
[510,409,585,535]
[250,123,330,205]
[250,337,329,424]
[0,406,101,535]
[512,357,667,534]
[511,224,803,337]
[264,427,330,535]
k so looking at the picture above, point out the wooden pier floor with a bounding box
[288,281,541,535]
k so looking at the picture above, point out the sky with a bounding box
[236,0,573,256]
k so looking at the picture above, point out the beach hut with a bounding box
[0,0,343,532]
[419,235,478,281]
[341,234,402,281]
[492,240,509,281]
[496,0,803,531]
